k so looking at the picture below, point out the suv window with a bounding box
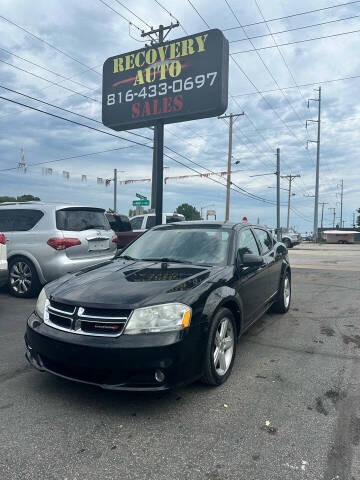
[56,208,110,231]
[130,216,143,230]
[0,209,44,232]
[237,228,260,255]
[166,215,183,224]
[146,216,156,229]
[254,228,273,254]
[106,214,131,232]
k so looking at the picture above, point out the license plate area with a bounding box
[88,239,109,251]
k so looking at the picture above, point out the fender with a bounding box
[201,285,244,335]
[7,250,46,285]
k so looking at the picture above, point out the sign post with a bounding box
[102,28,229,224]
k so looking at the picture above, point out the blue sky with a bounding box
[0,0,359,232]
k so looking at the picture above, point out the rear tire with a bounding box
[271,272,291,314]
[8,257,41,298]
[283,238,291,248]
[201,308,237,386]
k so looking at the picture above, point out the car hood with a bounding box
[47,259,224,309]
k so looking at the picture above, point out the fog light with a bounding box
[154,369,165,383]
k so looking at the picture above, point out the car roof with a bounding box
[153,220,268,230]
[0,202,105,211]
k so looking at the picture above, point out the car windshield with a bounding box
[120,227,232,265]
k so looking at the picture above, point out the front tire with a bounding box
[201,308,237,386]
[283,238,292,248]
[8,257,40,298]
[272,272,291,313]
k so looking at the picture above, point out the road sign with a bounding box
[102,29,229,131]
[136,193,147,200]
[132,199,150,206]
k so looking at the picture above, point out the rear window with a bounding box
[146,216,156,229]
[106,214,131,232]
[0,209,44,232]
[56,208,110,231]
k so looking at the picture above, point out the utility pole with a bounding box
[113,168,117,213]
[276,148,281,241]
[328,207,336,228]
[353,211,356,228]
[306,86,322,241]
[218,112,244,221]
[319,202,328,230]
[338,179,344,228]
[141,22,179,224]
[281,174,300,230]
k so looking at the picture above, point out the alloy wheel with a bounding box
[284,276,291,308]
[10,261,32,294]
[213,317,235,376]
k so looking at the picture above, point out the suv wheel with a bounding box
[283,238,292,248]
[201,308,237,386]
[271,272,291,313]
[8,257,40,298]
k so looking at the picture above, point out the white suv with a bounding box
[0,233,8,287]
[130,213,185,232]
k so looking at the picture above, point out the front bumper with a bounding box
[25,314,206,391]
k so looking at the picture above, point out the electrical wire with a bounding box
[0,58,99,103]
[232,73,360,97]
[113,0,152,28]
[98,0,143,32]
[229,13,360,43]
[231,28,360,54]
[0,47,95,91]
[187,0,211,28]
[0,14,101,76]
[0,95,153,148]
[154,0,189,35]
[223,1,360,31]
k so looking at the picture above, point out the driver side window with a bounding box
[237,229,260,256]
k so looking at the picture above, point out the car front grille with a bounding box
[45,300,131,337]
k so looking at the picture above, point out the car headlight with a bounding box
[124,303,192,334]
[35,288,49,320]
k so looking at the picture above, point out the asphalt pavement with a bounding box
[1,244,360,480]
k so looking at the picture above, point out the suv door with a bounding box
[235,228,265,326]
[253,228,278,300]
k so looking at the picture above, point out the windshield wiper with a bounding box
[119,254,138,261]
[141,257,189,264]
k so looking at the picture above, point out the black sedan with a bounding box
[25,221,291,391]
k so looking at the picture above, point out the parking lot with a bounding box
[1,243,360,480]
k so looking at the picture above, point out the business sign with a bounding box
[102,29,229,130]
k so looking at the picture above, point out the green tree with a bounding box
[0,194,40,203]
[176,203,201,220]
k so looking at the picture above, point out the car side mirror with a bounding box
[236,249,264,269]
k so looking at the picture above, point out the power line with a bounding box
[112,0,152,28]
[0,95,153,148]
[0,14,101,76]
[0,47,94,91]
[229,13,360,43]
[0,84,154,142]
[232,73,360,97]
[223,1,360,31]
[0,58,99,103]
[154,0,189,35]
[225,0,314,133]
[0,144,150,172]
[187,0,211,28]
[231,28,360,54]
[98,0,143,32]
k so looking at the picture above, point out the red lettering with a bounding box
[173,94,183,112]
[162,96,172,113]
[131,102,140,119]
[153,99,161,115]
[140,100,151,117]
